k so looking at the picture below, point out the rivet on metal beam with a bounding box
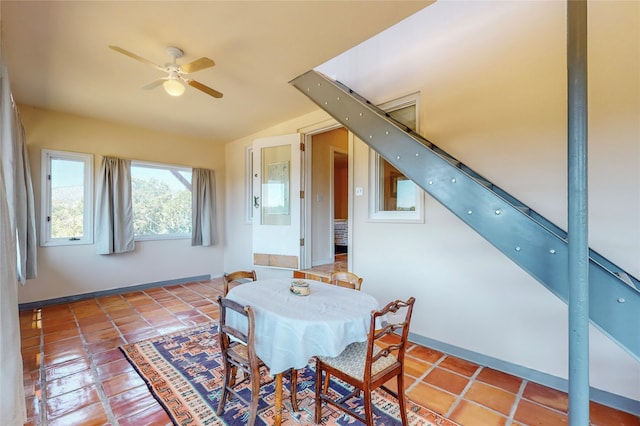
[467,210,473,215]
[495,209,501,215]
[336,96,340,100]
[549,249,556,254]
[396,156,401,160]
[359,112,363,117]
[515,246,521,252]
[617,298,626,303]
[428,180,433,185]
[369,135,373,139]
[345,117,349,121]
[415,153,419,157]
[451,178,456,183]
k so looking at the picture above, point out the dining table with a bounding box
[225,277,380,425]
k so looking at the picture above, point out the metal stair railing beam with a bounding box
[290,70,639,360]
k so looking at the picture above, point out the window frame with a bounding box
[40,149,94,247]
[368,92,425,223]
[246,146,254,223]
[130,160,193,241]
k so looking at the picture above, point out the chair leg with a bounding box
[247,368,261,426]
[228,365,238,401]
[216,361,231,415]
[363,389,374,426]
[314,364,324,423]
[323,372,331,393]
[289,369,299,412]
[397,372,408,426]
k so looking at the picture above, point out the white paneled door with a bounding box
[252,133,302,270]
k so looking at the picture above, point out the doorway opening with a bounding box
[307,126,349,274]
[333,150,348,265]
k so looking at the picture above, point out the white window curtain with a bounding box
[191,168,217,246]
[14,116,37,281]
[95,156,135,254]
[0,54,28,424]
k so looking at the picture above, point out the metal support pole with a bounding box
[567,0,590,424]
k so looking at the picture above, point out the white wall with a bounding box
[317,0,640,401]
[225,0,639,402]
[18,106,226,303]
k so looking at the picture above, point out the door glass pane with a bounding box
[261,144,291,225]
[50,158,85,238]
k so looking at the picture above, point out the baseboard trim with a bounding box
[18,275,211,311]
[409,332,640,416]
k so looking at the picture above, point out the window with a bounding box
[131,162,192,240]
[369,93,424,222]
[41,150,93,246]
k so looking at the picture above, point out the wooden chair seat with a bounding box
[314,297,416,425]
[322,270,364,392]
[317,342,397,381]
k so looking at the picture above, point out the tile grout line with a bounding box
[97,292,166,424]
[142,286,196,329]
[404,352,447,394]
[505,378,528,425]
[99,292,154,343]
[71,302,120,426]
[37,309,48,426]
[444,365,483,418]
[167,282,221,323]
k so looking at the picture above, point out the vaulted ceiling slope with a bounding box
[1,1,433,143]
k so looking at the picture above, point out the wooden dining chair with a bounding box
[322,271,365,392]
[216,296,297,425]
[314,297,416,425]
[222,269,257,296]
[330,271,363,291]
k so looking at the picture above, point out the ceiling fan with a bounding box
[109,45,223,99]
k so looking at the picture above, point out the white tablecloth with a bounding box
[226,278,379,374]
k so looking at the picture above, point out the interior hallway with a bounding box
[19,274,639,425]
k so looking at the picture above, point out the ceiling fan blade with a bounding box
[187,79,223,99]
[180,57,215,74]
[109,45,165,71]
[142,79,165,90]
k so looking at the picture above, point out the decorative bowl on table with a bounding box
[290,280,310,296]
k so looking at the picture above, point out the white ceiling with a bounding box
[1,1,432,143]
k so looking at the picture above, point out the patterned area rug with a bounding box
[120,323,458,426]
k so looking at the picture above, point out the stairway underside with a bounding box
[290,70,640,360]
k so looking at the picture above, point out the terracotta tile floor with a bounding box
[19,278,639,425]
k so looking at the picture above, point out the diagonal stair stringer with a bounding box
[290,70,639,360]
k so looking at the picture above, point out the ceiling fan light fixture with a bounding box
[163,78,186,96]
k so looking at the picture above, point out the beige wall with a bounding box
[18,106,226,303]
